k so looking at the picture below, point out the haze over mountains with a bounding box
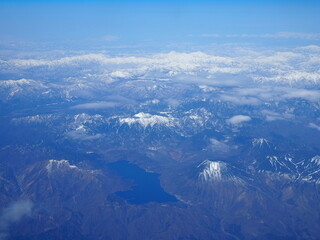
[1,44,320,239]
[1,0,320,239]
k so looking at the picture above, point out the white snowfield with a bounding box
[119,112,175,128]
[198,160,225,182]
[46,160,78,173]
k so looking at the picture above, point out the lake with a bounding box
[108,160,178,204]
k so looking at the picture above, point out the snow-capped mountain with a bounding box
[1,49,320,240]
[46,159,78,173]
[198,160,225,182]
[119,112,175,128]
[197,159,247,185]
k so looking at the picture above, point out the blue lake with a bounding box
[108,161,178,204]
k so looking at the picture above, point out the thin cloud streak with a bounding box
[0,200,33,240]
[200,32,320,40]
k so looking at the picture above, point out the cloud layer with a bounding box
[227,115,252,125]
[71,101,119,109]
[1,45,320,87]
[201,32,320,40]
[0,200,33,240]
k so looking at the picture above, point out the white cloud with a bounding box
[309,123,320,131]
[101,35,119,41]
[220,95,260,105]
[202,32,320,40]
[219,87,320,104]
[110,70,133,78]
[66,130,104,141]
[208,138,230,153]
[282,89,320,101]
[227,115,252,125]
[0,200,33,240]
[264,32,320,40]
[2,46,320,87]
[199,34,221,38]
[71,101,119,109]
[297,45,320,52]
[261,110,294,122]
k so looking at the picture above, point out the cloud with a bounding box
[67,131,104,141]
[199,34,221,38]
[253,71,320,85]
[297,45,320,52]
[66,130,104,141]
[262,32,320,40]
[208,138,230,153]
[282,89,320,101]
[261,110,294,122]
[101,35,119,42]
[201,32,320,40]
[309,123,320,131]
[220,95,260,105]
[227,115,252,125]
[0,200,33,240]
[71,101,119,109]
[2,46,320,89]
[219,87,320,105]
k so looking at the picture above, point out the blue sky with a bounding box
[1,0,320,50]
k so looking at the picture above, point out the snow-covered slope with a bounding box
[119,112,176,128]
[198,160,244,184]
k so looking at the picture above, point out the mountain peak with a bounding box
[119,112,175,128]
[46,160,78,174]
[198,160,225,182]
[252,138,271,148]
[311,155,320,166]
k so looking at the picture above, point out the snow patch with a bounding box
[73,113,103,124]
[119,112,174,128]
[46,160,78,173]
[266,156,279,167]
[311,155,320,166]
[12,114,54,124]
[199,85,218,92]
[198,160,225,182]
[252,138,270,148]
